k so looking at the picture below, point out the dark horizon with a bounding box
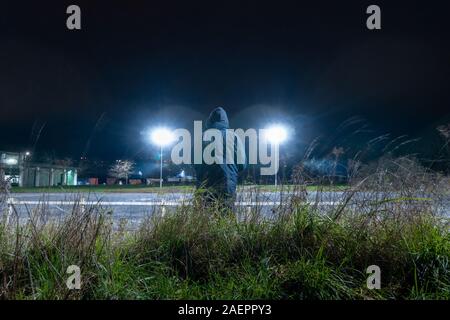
[1,0,449,161]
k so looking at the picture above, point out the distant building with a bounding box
[0,151,78,187]
[167,170,194,183]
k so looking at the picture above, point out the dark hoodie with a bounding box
[195,107,246,198]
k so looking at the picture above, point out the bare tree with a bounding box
[109,160,135,185]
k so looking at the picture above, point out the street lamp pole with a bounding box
[274,142,279,187]
[265,125,287,188]
[160,145,163,189]
[150,127,174,190]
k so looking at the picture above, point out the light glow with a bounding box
[265,125,288,144]
[150,128,175,146]
[5,158,18,165]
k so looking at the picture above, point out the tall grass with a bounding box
[0,156,449,300]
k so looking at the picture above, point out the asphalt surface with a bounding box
[4,191,449,228]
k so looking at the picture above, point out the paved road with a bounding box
[3,191,449,228]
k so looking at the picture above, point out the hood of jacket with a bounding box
[205,107,229,130]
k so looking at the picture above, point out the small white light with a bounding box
[151,128,175,146]
[265,125,288,144]
[5,158,18,165]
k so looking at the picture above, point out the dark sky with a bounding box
[1,0,449,161]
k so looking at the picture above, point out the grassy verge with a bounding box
[0,194,448,300]
[2,156,449,300]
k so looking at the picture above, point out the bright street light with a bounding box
[265,125,288,187]
[150,127,175,188]
[265,125,288,144]
[151,128,176,146]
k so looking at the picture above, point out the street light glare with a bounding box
[149,127,175,189]
[5,158,18,165]
[151,128,175,146]
[265,125,288,144]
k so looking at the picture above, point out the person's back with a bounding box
[194,107,246,204]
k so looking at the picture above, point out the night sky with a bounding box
[1,1,449,162]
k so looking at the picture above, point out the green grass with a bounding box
[1,196,448,300]
[2,154,449,300]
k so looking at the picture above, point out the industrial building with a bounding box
[0,151,78,187]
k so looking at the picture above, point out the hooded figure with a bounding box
[195,107,246,203]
